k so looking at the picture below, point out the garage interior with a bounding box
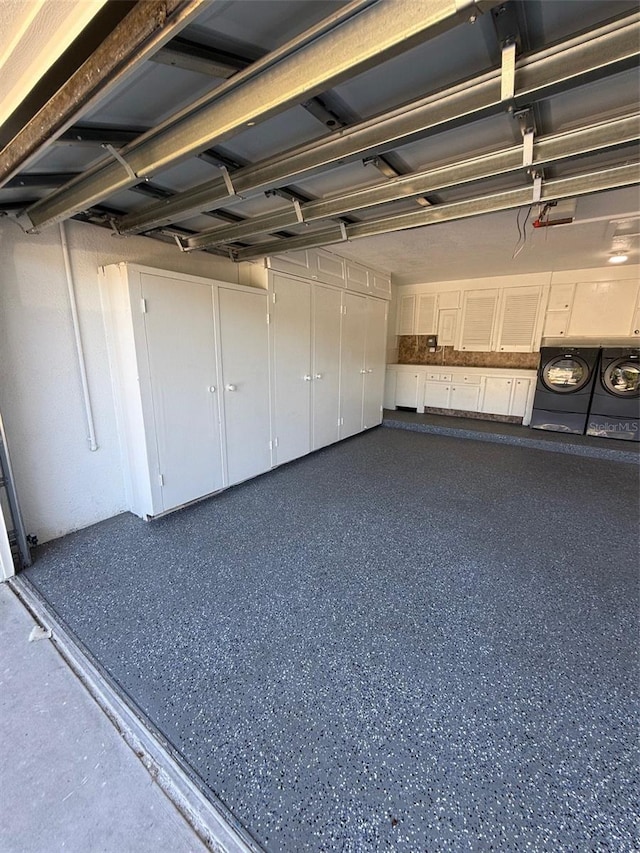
[1,1,639,851]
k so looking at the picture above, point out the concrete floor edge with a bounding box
[8,576,262,853]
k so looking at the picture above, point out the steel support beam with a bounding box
[0,0,210,191]
[21,0,497,232]
[232,163,640,261]
[182,113,639,249]
[116,11,640,235]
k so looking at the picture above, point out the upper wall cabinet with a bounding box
[458,286,543,352]
[567,280,639,337]
[415,294,437,335]
[266,248,391,299]
[458,289,499,351]
[397,294,416,335]
[494,286,544,352]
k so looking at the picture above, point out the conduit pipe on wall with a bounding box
[59,222,98,452]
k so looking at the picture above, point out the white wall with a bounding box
[0,217,260,543]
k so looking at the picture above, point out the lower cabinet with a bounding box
[389,366,535,423]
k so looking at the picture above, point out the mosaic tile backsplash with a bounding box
[397,337,540,369]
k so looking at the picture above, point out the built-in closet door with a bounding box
[340,292,367,439]
[140,272,223,512]
[271,274,312,465]
[362,297,388,428]
[312,284,342,449]
[218,287,271,485]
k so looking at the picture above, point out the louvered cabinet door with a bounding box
[458,289,499,351]
[396,294,416,335]
[495,286,543,352]
[415,294,437,335]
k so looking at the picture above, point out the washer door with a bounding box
[541,355,591,393]
[603,358,640,397]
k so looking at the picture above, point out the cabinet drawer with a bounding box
[427,372,452,381]
[460,374,482,384]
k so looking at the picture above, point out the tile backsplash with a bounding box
[397,337,540,369]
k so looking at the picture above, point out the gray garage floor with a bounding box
[21,427,640,852]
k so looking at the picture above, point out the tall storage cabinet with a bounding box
[100,263,271,518]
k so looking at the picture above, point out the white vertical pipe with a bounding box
[0,505,15,581]
[59,222,98,451]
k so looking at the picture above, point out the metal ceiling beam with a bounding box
[116,11,640,235]
[0,0,210,190]
[152,36,250,78]
[232,162,640,261]
[182,113,639,250]
[20,0,498,232]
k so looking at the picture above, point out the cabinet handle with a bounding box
[507,380,511,385]
[315,373,323,380]
[303,375,312,381]
[367,369,373,374]
[360,369,367,374]
[208,385,216,393]
[225,384,237,391]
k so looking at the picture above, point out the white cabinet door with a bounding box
[568,280,639,337]
[510,378,532,418]
[459,289,499,351]
[424,381,450,409]
[395,372,420,408]
[415,294,437,334]
[482,377,513,415]
[543,312,569,337]
[340,292,367,439]
[140,273,223,513]
[346,261,370,294]
[312,284,342,449]
[315,252,345,288]
[495,286,543,352]
[363,298,388,428]
[218,287,271,485]
[370,272,392,299]
[547,283,574,312]
[271,274,312,465]
[450,383,481,412]
[396,294,416,335]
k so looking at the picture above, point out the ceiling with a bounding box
[0,0,638,284]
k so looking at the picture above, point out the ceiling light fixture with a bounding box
[608,252,629,264]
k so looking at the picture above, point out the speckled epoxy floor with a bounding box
[24,428,640,852]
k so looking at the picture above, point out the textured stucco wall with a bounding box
[0,217,254,543]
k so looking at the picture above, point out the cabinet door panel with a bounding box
[312,284,342,449]
[496,285,542,352]
[459,290,498,351]
[218,288,271,485]
[415,294,437,335]
[424,382,450,409]
[510,378,532,418]
[363,298,387,428]
[482,377,513,415]
[396,294,416,335]
[568,280,639,337]
[140,273,222,513]
[271,274,311,465]
[340,293,367,438]
[450,384,481,412]
[395,373,420,407]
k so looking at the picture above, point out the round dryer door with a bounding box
[603,359,640,397]
[541,355,591,393]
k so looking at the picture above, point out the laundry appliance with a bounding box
[586,347,640,441]
[530,346,600,434]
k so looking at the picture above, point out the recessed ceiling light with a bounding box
[608,252,629,264]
